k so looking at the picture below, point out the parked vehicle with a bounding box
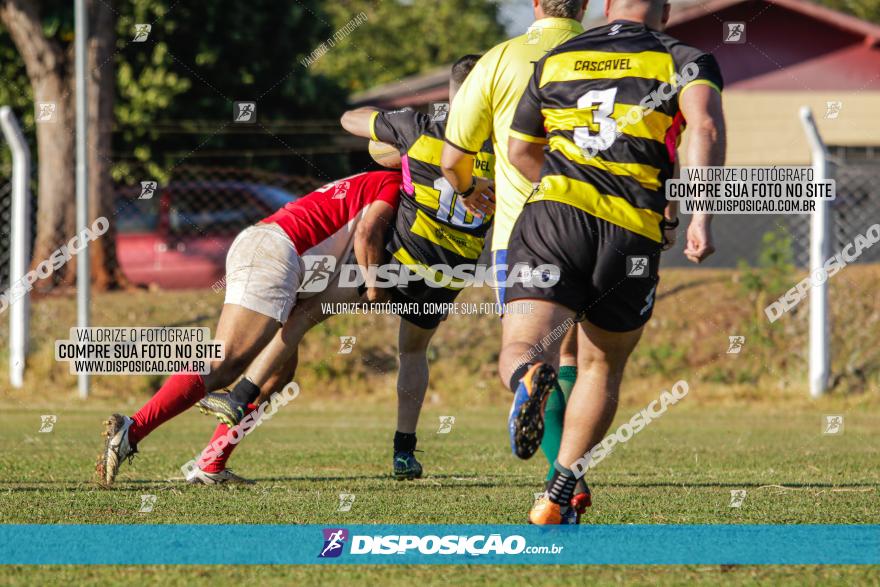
[115,181,298,289]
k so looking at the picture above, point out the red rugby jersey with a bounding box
[262,171,401,258]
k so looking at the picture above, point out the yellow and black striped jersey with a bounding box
[510,20,724,243]
[370,107,494,286]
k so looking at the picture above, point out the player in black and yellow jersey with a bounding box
[501,0,726,523]
[340,55,495,480]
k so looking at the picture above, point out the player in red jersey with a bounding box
[97,171,401,486]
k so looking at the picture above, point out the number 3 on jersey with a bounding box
[573,87,618,154]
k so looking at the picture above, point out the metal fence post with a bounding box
[75,0,90,398]
[0,107,32,389]
[799,106,831,398]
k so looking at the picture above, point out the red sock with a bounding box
[128,373,206,445]
[200,403,257,473]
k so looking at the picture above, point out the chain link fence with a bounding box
[1,158,877,291]
[0,162,324,292]
[111,166,323,289]
[0,178,11,290]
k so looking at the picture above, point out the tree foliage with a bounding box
[313,0,507,93]
[816,0,880,23]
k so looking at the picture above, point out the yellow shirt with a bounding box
[445,17,584,251]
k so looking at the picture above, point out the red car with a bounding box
[115,181,298,289]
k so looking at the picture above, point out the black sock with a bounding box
[546,461,577,506]
[229,377,261,405]
[508,363,532,394]
[394,431,417,453]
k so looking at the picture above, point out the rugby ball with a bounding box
[369,140,401,169]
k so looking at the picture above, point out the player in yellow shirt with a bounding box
[505,0,724,524]
[440,0,590,523]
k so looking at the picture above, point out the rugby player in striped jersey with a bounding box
[504,0,725,523]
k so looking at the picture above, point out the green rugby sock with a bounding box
[541,381,566,481]
[557,365,578,402]
[543,366,578,482]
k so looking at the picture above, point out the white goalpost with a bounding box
[799,106,832,398]
[0,106,31,390]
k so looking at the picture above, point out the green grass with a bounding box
[0,400,877,584]
[1,267,879,583]
[3,267,880,402]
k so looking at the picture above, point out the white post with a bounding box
[75,0,90,398]
[0,107,31,389]
[799,107,830,398]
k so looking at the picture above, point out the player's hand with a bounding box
[683,217,715,263]
[460,177,495,218]
[366,286,390,304]
[661,217,678,251]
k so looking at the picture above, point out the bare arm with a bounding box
[340,107,379,139]
[508,137,544,183]
[354,200,396,303]
[440,143,495,217]
[679,85,726,263]
[440,143,475,193]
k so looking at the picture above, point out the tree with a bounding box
[0,0,344,289]
[312,0,507,93]
[816,0,880,23]
[112,0,348,181]
[0,0,77,286]
[0,0,128,288]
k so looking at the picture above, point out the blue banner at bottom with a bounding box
[1,525,877,565]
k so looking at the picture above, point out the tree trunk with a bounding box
[87,0,128,290]
[0,0,75,288]
[1,0,128,290]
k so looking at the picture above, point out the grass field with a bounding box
[1,398,877,584]
[1,268,878,584]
